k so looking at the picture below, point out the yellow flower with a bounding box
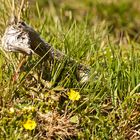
[23,119,37,130]
[67,89,81,101]
[9,107,15,114]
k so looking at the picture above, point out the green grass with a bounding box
[0,0,140,139]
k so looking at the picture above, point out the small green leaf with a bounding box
[70,115,79,124]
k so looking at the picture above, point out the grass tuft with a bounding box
[0,0,140,139]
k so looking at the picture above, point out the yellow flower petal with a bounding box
[23,119,37,130]
[67,89,81,101]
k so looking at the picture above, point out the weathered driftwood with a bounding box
[2,17,62,60]
[2,17,89,82]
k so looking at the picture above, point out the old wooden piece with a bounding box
[2,17,89,83]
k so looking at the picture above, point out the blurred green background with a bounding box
[35,0,140,42]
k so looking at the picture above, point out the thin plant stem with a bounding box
[18,0,25,21]
[12,0,15,17]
